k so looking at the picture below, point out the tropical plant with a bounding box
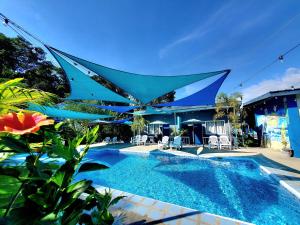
[130,115,147,135]
[0,78,123,224]
[0,78,56,114]
[281,125,288,149]
[171,128,187,136]
[214,92,243,129]
[0,121,123,225]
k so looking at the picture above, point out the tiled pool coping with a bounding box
[96,186,254,225]
[86,144,300,224]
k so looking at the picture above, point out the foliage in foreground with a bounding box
[0,124,123,225]
[0,78,123,225]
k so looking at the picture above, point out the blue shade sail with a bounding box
[49,47,229,104]
[131,106,170,116]
[111,117,133,124]
[28,103,112,120]
[124,121,133,125]
[156,73,228,107]
[49,49,132,103]
[88,104,139,113]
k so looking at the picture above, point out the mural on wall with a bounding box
[256,114,290,149]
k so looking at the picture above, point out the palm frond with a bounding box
[0,78,58,114]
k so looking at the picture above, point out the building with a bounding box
[143,106,228,145]
[243,88,300,157]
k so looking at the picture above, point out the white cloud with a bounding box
[158,1,233,58]
[242,67,300,102]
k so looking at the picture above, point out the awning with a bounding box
[131,106,169,116]
[156,73,228,107]
[87,104,139,113]
[49,47,229,104]
[49,49,132,103]
[181,119,202,124]
[149,120,168,125]
[28,103,112,120]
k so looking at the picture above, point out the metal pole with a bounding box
[174,112,177,134]
[193,124,195,145]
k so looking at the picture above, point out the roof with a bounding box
[244,88,300,106]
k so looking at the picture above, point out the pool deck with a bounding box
[89,143,300,224]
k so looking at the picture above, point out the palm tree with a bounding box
[0,78,56,115]
[214,92,243,146]
[131,115,147,135]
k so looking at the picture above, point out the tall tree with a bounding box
[214,92,243,129]
[0,33,69,98]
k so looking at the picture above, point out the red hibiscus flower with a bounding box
[0,112,54,135]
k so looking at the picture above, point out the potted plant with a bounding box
[281,127,293,157]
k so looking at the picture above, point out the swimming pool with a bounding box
[77,149,300,225]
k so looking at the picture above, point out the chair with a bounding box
[158,136,169,149]
[208,135,219,149]
[133,135,141,145]
[112,136,118,144]
[219,135,231,150]
[170,136,182,150]
[104,137,111,144]
[140,135,148,145]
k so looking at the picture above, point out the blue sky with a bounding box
[1,0,300,102]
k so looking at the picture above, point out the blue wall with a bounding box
[144,109,216,125]
[251,94,300,157]
[287,97,300,157]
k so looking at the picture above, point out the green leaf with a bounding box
[28,193,48,209]
[110,195,125,206]
[0,136,30,153]
[67,180,92,194]
[0,167,21,179]
[54,122,64,131]
[78,163,108,173]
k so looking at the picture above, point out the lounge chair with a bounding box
[170,136,182,150]
[104,137,111,144]
[219,135,231,150]
[112,136,118,144]
[158,136,169,149]
[208,135,218,149]
[132,135,141,145]
[140,135,148,145]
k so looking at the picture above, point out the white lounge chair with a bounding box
[219,135,231,150]
[112,136,118,144]
[132,135,141,145]
[140,135,148,145]
[170,136,182,150]
[208,135,219,149]
[158,136,169,149]
[104,137,111,144]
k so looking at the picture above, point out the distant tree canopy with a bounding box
[0,33,69,98]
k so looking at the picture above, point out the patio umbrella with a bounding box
[149,120,168,125]
[149,120,168,135]
[181,119,202,144]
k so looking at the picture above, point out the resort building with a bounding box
[144,106,228,145]
[243,88,300,157]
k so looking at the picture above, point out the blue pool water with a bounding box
[77,149,300,225]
